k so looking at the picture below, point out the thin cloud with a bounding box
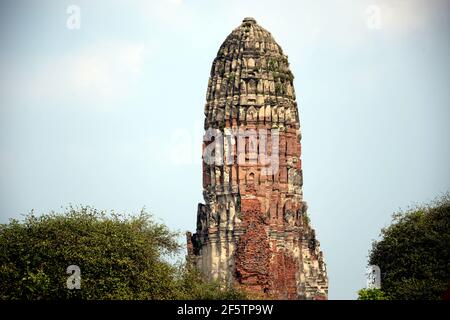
[21,42,145,109]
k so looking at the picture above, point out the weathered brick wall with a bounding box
[235,198,271,293]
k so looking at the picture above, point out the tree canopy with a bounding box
[357,288,389,300]
[366,194,450,300]
[0,206,245,300]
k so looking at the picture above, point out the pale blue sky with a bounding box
[0,0,449,299]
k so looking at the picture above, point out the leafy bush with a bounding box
[368,194,450,300]
[357,288,389,300]
[0,206,246,300]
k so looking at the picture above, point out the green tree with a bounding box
[357,288,389,300]
[0,206,246,300]
[368,194,450,300]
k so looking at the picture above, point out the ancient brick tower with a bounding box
[187,18,328,300]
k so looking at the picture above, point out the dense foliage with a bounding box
[0,206,246,300]
[357,288,389,300]
[367,194,450,300]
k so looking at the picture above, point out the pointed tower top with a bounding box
[242,17,257,24]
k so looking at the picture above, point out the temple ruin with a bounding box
[186,17,328,300]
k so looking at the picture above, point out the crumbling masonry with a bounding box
[187,18,328,299]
